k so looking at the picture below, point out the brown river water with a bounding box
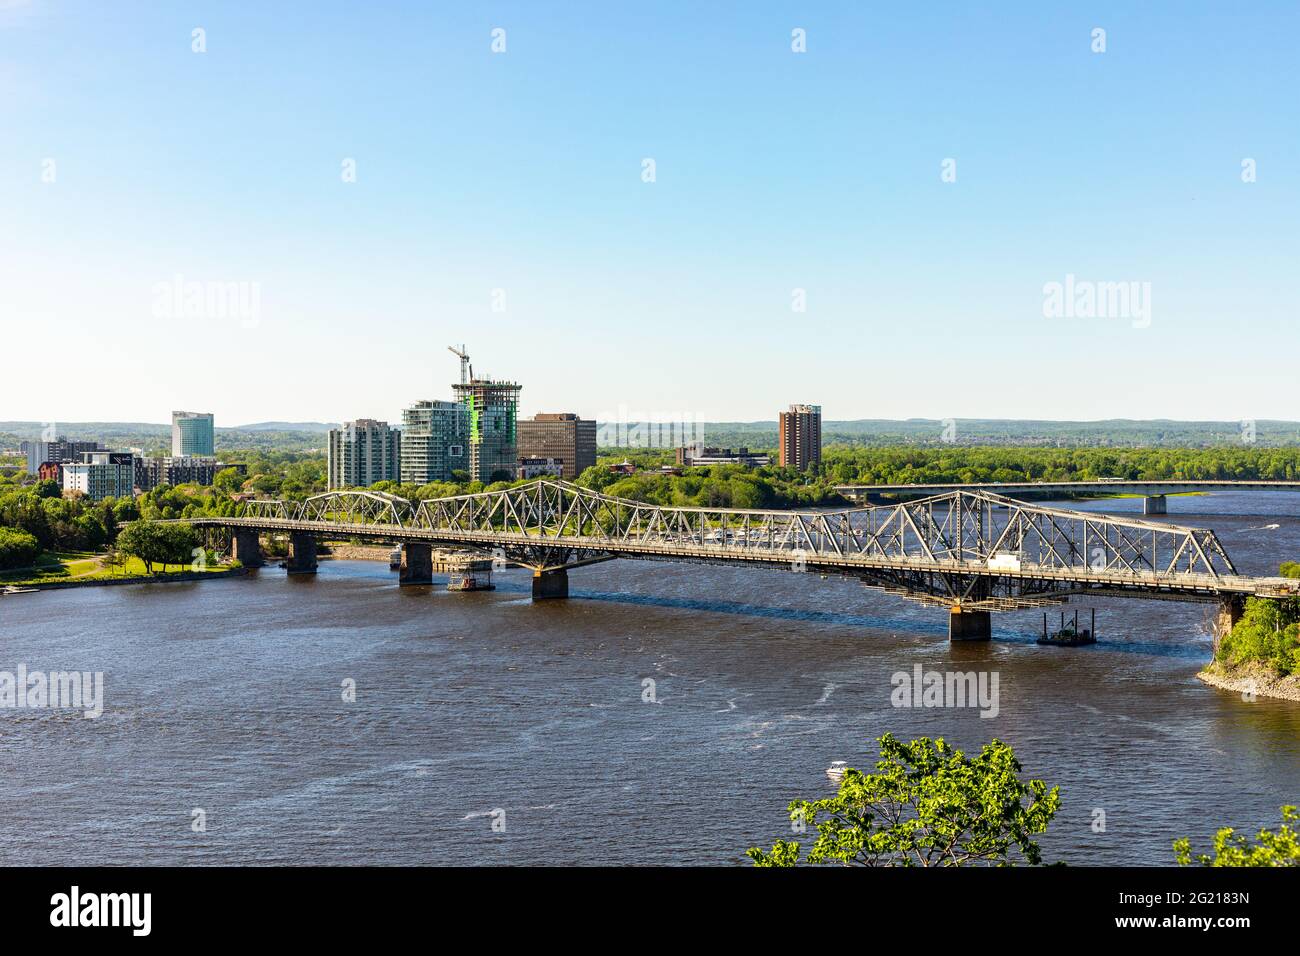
[1,491,1298,865]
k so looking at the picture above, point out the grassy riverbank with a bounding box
[0,550,235,588]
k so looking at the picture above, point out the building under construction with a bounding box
[448,346,521,483]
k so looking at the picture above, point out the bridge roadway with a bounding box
[186,480,1300,642]
[834,480,1300,514]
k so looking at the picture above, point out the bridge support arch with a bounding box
[230,529,264,568]
[949,607,991,642]
[532,568,569,601]
[286,533,318,574]
[1143,495,1167,515]
[1214,595,1246,653]
[399,543,433,585]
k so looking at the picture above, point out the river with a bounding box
[2,491,1298,865]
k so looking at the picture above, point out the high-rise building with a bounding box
[453,379,521,483]
[172,411,215,457]
[399,401,469,485]
[327,419,401,490]
[22,439,103,474]
[62,451,134,501]
[778,404,822,471]
[517,413,596,480]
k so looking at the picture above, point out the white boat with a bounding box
[826,760,848,784]
[389,547,402,570]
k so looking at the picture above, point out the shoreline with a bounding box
[1196,660,1300,703]
[5,566,248,593]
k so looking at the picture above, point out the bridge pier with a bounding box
[1214,595,1246,654]
[1143,495,1167,515]
[286,533,318,574]
[532,568,569,601]
[399,543,433,585]
[230,529,264,568]
[949,607,991,642]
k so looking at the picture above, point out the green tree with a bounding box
[748,734,1060,867]
[0,527,42,570]
[214,467,244,493]
[1174,806,1300,867]
[116,521,198,574]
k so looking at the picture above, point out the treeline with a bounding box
[0,478,138,554]
[817,446,1300,486]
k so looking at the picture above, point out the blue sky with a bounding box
[2,1,1297,427]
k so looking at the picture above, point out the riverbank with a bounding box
[3,565,247,593]
[1197,660,1300,702]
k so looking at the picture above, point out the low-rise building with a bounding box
[676,444,771,468]
[517,457,564,479]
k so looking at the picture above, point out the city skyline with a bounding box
[4,2,1298,425]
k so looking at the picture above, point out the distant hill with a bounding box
[5,418,1300,454]
[597,418,1300,450]
[234,422,337,432]
[0,421,331,455]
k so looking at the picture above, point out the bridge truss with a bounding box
[212,480,1270,609]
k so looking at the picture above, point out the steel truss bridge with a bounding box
[190,481,1298,636]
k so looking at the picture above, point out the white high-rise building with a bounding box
[399,401,468,485]
[327,420,401,490]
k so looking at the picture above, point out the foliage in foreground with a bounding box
[1174,806,1300,867]
[748,734,1059,867]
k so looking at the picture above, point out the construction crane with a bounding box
[448,345,472,384]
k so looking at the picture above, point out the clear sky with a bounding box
[2,1,1297,428]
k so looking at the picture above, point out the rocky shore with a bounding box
[1197,660,1300,702]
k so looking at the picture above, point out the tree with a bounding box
[748,733,1060,867]
[1175,806,1300,867]
[214,467,244,493]
[0,527,42,570]
[116,521,199,574]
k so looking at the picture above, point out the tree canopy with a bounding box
[748,734,1060,867]
[1175,806,1300,867]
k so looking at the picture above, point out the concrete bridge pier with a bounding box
[532,568,569,601]
[949,607,991,641]
[399,543,433,585]
[230,529,264,568]
[286,533,318,574]
[1143,495,1167,515]
[1214,595,1246,654]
